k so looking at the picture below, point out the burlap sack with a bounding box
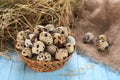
[74,0,120,71]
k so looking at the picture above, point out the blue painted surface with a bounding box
[0,51,120,80]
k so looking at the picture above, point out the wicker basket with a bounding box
[17,50,73,72]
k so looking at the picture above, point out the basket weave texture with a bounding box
[17,50,73,72]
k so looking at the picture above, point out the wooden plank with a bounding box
[64,52,79,80]
[104,66,120,80]
[23,66,37,80]
[0,57,12,80]
[77,54,95,80]
[8,61,25,80]
[0,52,120,80]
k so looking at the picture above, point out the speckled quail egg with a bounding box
[46,44,58,56]
[55,49,68,60]
[29,34,38,43]
[21,47,32,58]
[65,43,75,54]
[16,40,25,50]
[25,39,33,47]
[53,33,66,48]
[37,52,51,61]
[25,29,32,35]
[17,31,27,40]
[39,32,53,45]
[96,39,109,51]
[66,36,76,46]
[98,35,108,41]
[29,34,36,39]
[56,26,69,37]
[32,41,45,54]
[82,32,94,43]
[36,52,45,61]
[33,25,47,34]
[45,24,56,33]
[44,52,52,61]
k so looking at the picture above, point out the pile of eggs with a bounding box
[16,24,76,61]
[82,32,109,51]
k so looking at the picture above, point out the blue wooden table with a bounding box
[0,51,120,80]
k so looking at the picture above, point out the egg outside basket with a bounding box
[16,50,73,72]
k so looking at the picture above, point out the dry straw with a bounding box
[0,0,75,55]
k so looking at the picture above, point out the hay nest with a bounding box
[0,0,75,55]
